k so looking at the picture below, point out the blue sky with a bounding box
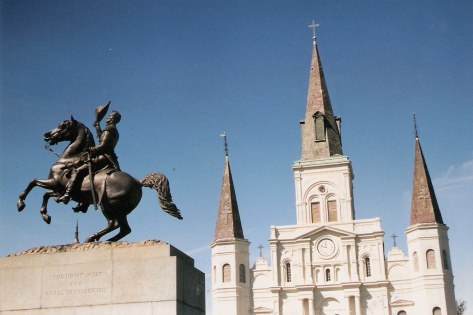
[1,0,472,312]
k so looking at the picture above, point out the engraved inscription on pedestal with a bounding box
[42,267,111,307]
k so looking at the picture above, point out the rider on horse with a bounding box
[18,104,182,242]
[57,110,121,212]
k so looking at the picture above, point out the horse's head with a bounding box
[43,116,80,145]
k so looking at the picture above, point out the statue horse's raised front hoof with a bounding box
[17,191,28,211]
[17,199,26,212]
[42,213,51,224]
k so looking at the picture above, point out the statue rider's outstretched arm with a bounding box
[93,122,103,139]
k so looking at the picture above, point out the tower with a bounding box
[293,29,354,226]
[211,134,251,315]
[265,27,386,315]
[405,123,456,314]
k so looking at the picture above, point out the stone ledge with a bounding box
[7,239,164,257]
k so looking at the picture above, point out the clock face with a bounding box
[317,238,335,257]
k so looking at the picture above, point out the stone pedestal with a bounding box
[0,240,205,315]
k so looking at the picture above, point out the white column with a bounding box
[273,299,280,315]
[313,294,318,315]
[300,298,305,315]
[345,245,351,282]
[309,298,315,315]
[382,294,389,315]
[294,170,304,224]
[345,296,351,315]
[271,245,279,286]
[350,245,360,281]
[299,248,305,285]
[305,247,314,284]
[355,295,361,315]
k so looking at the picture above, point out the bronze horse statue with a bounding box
[17,117,182,242]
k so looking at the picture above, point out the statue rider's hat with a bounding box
[95,101,111,123]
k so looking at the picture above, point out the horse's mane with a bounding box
[77,121,96,148]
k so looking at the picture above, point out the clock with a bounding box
[317,238,335,257]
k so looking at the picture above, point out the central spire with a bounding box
[300,25,343,160]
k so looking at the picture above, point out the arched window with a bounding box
[442,250,449,270]
[413,252,419,272]
[285,263,292,282]
[327,199,337,222]
[365,257,372,277]
[335,267,341,282]
[325,268,331,282]
[239,264,246,283]
[311,202,321,223]
[433,306,442,315]
[426,249,436,269]
[213,266,216,283]
[397,311,407,315]
[222,264,231,283]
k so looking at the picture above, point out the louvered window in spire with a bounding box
[313,111,326,142]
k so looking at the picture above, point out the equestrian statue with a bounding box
[17,102,183,242]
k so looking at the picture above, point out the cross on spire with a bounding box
[258,244,264,257]
[220,132,229,156]
[221,205,231,224]
[391,234,398,247]
[413,113,419,139]
[308,20,320,39]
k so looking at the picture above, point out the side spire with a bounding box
[213,133,244,241]
[300,22,343,160]
[410,116,443,225]
[72,220,80,244]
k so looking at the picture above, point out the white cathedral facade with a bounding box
[210,34,456,315]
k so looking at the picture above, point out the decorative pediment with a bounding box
[390,299,415,307]
[297,225,355,241]
[253,306,273,313]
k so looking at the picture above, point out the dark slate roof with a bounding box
[410,136,444,225]
[213,155,245,241]
[300,37,343,160]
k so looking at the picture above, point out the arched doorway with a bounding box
[318,297,343,315]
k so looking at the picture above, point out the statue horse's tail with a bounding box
[140,173,183,220]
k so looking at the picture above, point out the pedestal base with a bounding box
[0,240,205,315]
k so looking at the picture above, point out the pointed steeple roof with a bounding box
[410,128,444,225]
[72,221,80,244]
[213,139,244,242]
[300,32,343,160]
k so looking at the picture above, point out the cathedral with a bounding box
[210,32,456,315]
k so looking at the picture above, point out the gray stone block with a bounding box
[0,240,205,315]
